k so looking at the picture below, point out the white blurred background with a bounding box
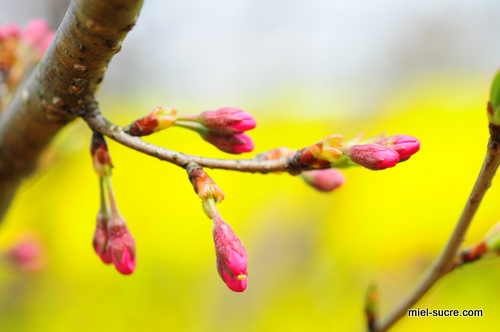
[1,0,499,117]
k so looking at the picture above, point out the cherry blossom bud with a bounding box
[489,70,500,126]
[90,132,113,177]
[195,107,256,134]
[346,144,400,170]
[0,24,21,41]
[23,19,49,45]
[202,131,254,154]
[294,135,347,169]
[6,235,46,272]
[376,135,420,161]
[93,211,111,264]
[106,215,136,275]
[300,169,346,192]
[126,106,177,136]
[188,164,225,218]
[212,212,248,292]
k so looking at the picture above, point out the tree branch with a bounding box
[0,0,144,220]
[84,112,296,173]
[374,138,500,332]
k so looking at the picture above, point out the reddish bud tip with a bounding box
[106,217,136,275]
[127,106,177,136]
[90,132,113,177]
[376,135,420,161]
[213,213,248,292]
[202,131,254,154]
[300,168,346,192]
[199,107,256,134]
[347,144,400,170]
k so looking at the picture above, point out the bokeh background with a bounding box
[1,0,500,331]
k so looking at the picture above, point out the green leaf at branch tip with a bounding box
[490,69,500,125]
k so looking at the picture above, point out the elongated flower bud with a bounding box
[126,106,178,136]
[300,168,346,192]
[212,212,248,292]
[346,144,400,170]
[90,132,113,177]
[106,215,136,275]
[375,135,420,161]
[202,131,254,154]
[195,107,256,134]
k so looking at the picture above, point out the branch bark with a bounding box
[0,0,144,221]
[374,138,500,331]
[85,112,295,173]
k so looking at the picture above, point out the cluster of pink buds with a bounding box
[188,164,248,292]
[294,133,420,171]
[125,106,256,154]
[90,132,136,275]
[0,19,55,109]
[255,147,346,192]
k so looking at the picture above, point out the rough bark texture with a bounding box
[0,0,144,221]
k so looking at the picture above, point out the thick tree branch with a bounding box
[85,112,296,173]
[0,0,143,220]
[374,138,500,332]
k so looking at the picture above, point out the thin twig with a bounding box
[84,113,296,173]
[375,138,500,332]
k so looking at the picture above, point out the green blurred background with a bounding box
[2,1,500,331]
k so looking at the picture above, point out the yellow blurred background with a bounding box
[1,72,500,331]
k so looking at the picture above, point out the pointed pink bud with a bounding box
[376,135,420,161]
[7,235,46,272]
[93,212,112,264]
[347,144,400,170]
[202,131,254,154]
[198,107,256,134]
[106,216,136,275]
[300,169,346,192]
[213,213,248,292]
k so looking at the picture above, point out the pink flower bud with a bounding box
[300,169,346,192]
[7,236,46,272]
[198,107,256,134]
[213,213,248,292]
[0,24,21,41]
[347,144,400,170]
[202,131,254,154]
[106,216,136,275]
[93,212,112,264]
[376,135,420,161]
[23,19,50,47]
